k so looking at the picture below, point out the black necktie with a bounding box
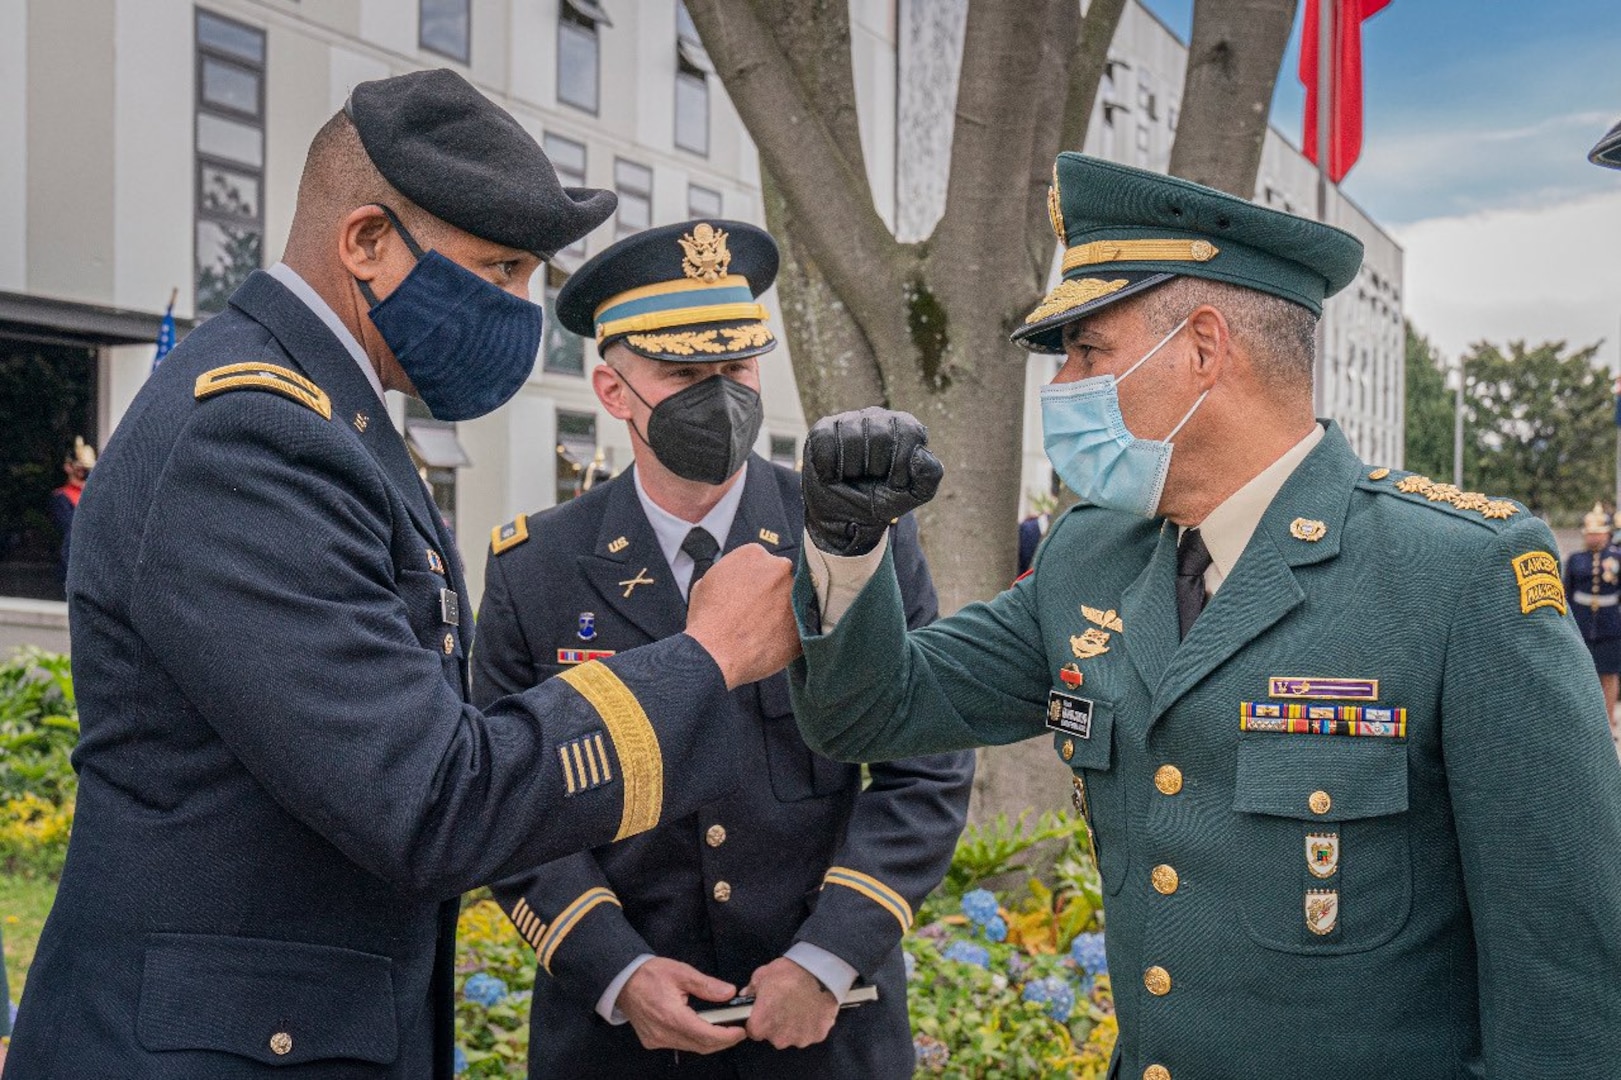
[681,527,721,593]
[1176,528,1213,641]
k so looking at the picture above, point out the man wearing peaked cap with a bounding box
[4,69,801,1079]
[474,220,972,1078]
[1564,503,1621,743]
[784,152,1621,1079]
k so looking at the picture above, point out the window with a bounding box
[687,183,722,220]
[420,0,470,63]
[545,133,590,265]
[542,266,586,376]
[769,435,797,468]
[559,0,611,114]
[195,10,266,314]
[615,159,652,238]
[674,2,712,155]
[555,410,599,504]
[403,399,470,527]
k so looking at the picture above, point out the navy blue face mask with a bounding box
[356,205,544,421]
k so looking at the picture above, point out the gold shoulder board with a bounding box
[194,363,332,420]
[491,514,530,555]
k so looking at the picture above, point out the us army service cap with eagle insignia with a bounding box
[1013,153,1366,354]
[556,219,780,363]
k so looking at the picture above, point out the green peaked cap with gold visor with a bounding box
[1013,153,1366,354]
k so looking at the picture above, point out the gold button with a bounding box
[1061,739,1075,761]
[1309,790,1332,815]
[1368,467,1390,481]
[269,1031,292,1056]
[706,824,727,848]
[1145,1066,1171,1080]
[1154,765,1183,795]
[1143,965,1172,996]
[713,881,732,902]
[442,632,455,655]
[1151,864,1179,895]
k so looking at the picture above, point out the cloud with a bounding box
[1353,110,1617,224]
[1395,189,1621,373]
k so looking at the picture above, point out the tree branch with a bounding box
[1059,0,1129,156]
[1168,0,1299,194]
[936,0,1070,267]
[686,0,909,344]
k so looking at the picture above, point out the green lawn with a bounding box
[0,874,57,1000]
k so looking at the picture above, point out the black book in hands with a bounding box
[695,984,880,1026]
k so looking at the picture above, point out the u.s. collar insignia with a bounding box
[1059,663,1083,688]
[1081,605,1124,633]
[679,222,731,282]
[608,536,629,554]
[1289,518,1328,542]
[1305,889,1339,935]
[1070,628,1111,659]
[758,528,780,545]
[577,612,597,641]
[1306,833,1339,879]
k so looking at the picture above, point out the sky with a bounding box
[1140,0,1621,370]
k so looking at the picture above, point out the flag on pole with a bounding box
[1300,0,1391,183]
[1612,373,1621,427]
[151,288,178,372]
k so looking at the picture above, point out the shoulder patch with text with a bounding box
[1512,551,1566,616]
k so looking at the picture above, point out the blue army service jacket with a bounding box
[6,272,746,1080]
[1562,544,1621,643]
[790,423,1621,1080]
[472,460,973,1079]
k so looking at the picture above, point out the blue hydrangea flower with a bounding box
[1022,975,1076,1021]
[1005,952,1030,981]
[942,940,991,969]
[453,1045,468,1075]
[1070,932,1109,977]
[960,888,999,927]
[903,950,917,980]
[982,914,1008,943]
[462,971,508,1008]
[914,1033,951,1069]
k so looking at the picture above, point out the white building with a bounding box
[0,0,1401,635]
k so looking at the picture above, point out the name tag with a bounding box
[1046,690,1094,739]
[440,588,460,627]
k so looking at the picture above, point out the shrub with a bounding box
[0,649,78,878]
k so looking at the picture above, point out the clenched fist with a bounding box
[801,407,943,556]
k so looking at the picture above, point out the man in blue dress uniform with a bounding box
[473,221,973,1079]
[1563,503,1621,740]
[5,70,797,1079]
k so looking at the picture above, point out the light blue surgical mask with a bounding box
[1039,318,1207,518]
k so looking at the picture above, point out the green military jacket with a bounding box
[791,423,1621,1080]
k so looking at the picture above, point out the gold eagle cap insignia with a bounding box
[1081,605,1124,633]
[679,222,732,283]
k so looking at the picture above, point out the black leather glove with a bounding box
[801,407,944,556]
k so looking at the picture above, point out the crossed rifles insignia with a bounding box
[618,568,655,598]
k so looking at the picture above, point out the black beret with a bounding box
[346,68,616,258]
[557,220,780,363]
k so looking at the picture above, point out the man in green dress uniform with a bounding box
[786,153,1621,1079]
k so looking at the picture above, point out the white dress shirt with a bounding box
[595,461,860,1024]
[266,262,386,404]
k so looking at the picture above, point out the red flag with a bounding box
[1300,0,1391,183]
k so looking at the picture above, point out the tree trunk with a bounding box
[691,0,1287,822]
[1168,0,1299,195]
